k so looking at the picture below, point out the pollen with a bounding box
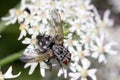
[98,46,104,54]
[33,26,39,32]
[102,22,107,28]
[85,36,90,43]
[79,4,86,10]
[16,9,23,16]
[80,69,88,78]
[92,28,98,35]
[75,23,81,29]
[34,0,41,7]
[19,23,26,30]
[66,39,73,46]
[49,1,55,7]
[28,14,33,19]
[40,11,46,18]
[30,39,37,45]
[78,51,85,59]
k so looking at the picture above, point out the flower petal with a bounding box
[81,58,91,69]
[57,68,67,78]
[22,38,31,44]
[69,72,80,80]
[40,68,45,77]
[91,52,99,59]
[4,66,21,79]
[88,69,97,76]
[58,68,63,77]
[98,54,107,63]
[24,62,38,75]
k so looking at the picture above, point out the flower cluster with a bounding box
[2,0,117,80]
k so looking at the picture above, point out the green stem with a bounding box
[0,50,23,66]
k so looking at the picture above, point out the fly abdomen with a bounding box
[52,45,71,65]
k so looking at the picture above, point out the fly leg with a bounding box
[56,58,66,76]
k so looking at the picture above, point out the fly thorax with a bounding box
[55,35,63,44]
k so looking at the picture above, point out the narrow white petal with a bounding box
[28,28,34,35]
[107,50,117,55]
[69,63,78,72]
[40,68,45,77]
[24,62,38,75]
[27,45,34,49]
[22,38,31,44]
[89,75,97,80]
[11,17,17,24]
[69,72,80,79]
[76,44,82,51]
[98,54,106,63]
[4,66,21,79]
[84,50,90,56]
[58,68,63,77]
[88,69,97,76]
[18,30,26,40]
[40,62,48,69]
[76,64,82,72]
[58,68,67,78]
[82,58,91,69]
[64,69,67,78]
[91,52,99,59]
[103,9,110,22]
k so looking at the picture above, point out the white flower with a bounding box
[0,66,21,80]
[64,33,78,52]
[24,62,49,77]
[22,48,56,77]
[69,19,87,35]
[27,24,46,36]
[22,35,38,49]
[69,61,97,80]
[24,10,38,27]
[79,32,94,49]
[2,0,118,79]
[2,6,28,25]
[91,34,117,63]
[18,23,29,40]
[29,0,48,10]
[75,0,94,11]
[95,9,114,29]
[71,44,90,64]
[46,1,62,11]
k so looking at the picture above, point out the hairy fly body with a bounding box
[20,9,71,69]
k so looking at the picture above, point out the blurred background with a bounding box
[0,0,120,80]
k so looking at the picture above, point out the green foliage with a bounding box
[0,0,43,80]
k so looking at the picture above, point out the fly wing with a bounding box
[50,9,63,37]
[20,48,52,63]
